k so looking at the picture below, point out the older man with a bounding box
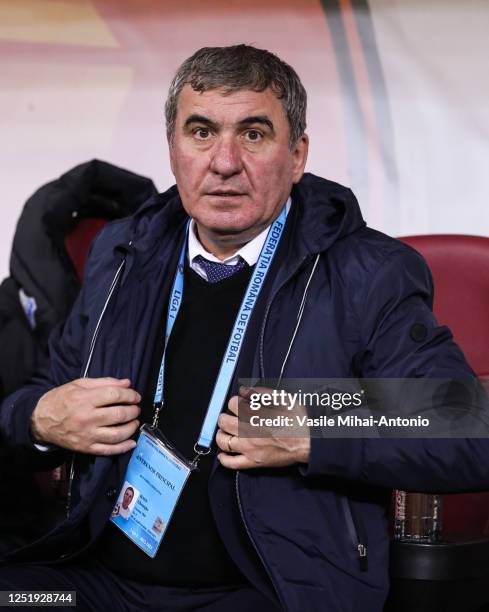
[0,45,486,612]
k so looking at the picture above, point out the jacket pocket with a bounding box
[339,495,368,571]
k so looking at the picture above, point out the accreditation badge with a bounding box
[110,424,194,558]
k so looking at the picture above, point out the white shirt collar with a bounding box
[188,197,291,280]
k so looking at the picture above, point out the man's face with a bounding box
[122,488,134,509]
[168,85,308,249]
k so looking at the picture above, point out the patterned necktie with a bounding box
[194,255,247,283]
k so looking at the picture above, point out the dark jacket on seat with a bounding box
[0,160,156,552]
[0,159,157,398]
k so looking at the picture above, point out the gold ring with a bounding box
[227,435,234,452]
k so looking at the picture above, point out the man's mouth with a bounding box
[207,190,245,197]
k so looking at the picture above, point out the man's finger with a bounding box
[239,385,273,399]
[228,396,240,416]
[87,385,141,408]
[95,419,140,444]
[89,439,138,456]
[215,429,242,453]
[217,452,256,470]
[229,388,279,415]
[95,404,141,426]
[75,377,131,389]
[217,413,239,436]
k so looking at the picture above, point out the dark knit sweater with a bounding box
[98,262,253,586]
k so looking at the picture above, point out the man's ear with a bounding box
[167,128,175,175]
[292,133,309,184]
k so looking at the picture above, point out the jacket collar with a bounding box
[291,173,366,256]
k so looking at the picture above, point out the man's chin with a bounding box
[206,223,252,236]
[195,214,256,237]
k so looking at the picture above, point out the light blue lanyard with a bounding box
[152,206,287,454]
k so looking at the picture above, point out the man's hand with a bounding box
[30,377,141,456]
[216,386,310,470]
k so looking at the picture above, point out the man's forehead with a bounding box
[176,84,285,123]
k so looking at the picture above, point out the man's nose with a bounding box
[209,136,243,177]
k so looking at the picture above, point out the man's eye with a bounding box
[194,128,211,139]
[245,130,263,142]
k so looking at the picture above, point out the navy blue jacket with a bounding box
[1,173,486,611]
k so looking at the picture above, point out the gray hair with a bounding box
[165,44,307,149]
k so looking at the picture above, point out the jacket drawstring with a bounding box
[277,253,321,387]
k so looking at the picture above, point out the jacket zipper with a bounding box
[235,473,287,610]
[65,252,129,518]
[339,495,368,571]
[257,253,368,574]
[235,255,320,609]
